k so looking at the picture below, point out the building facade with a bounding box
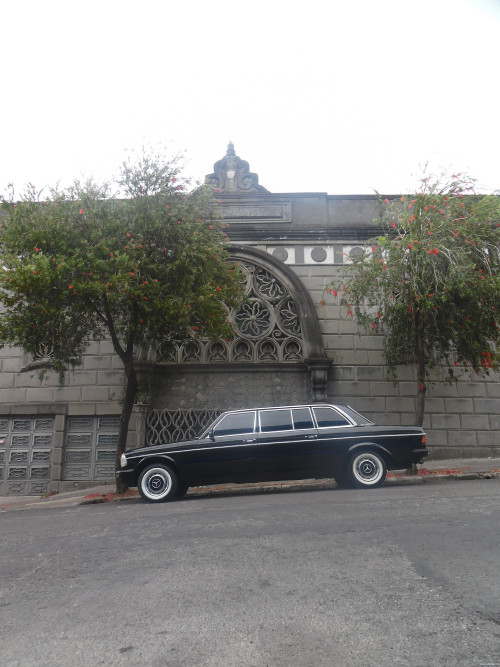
[0,144,498,495]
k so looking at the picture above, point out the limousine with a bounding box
[117,404,428,502]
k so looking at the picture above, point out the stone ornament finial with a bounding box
[206,142,269,194]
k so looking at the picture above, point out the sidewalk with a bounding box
[1,457,499,512]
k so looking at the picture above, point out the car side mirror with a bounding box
[208,428,215,442]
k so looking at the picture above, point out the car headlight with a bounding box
[120,453,128,468]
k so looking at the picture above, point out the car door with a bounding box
[255,407,319,480]
[311,406,355,472]
[191,410,260,484]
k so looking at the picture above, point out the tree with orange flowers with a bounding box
[0,150,246,489]
[326,173,500,427]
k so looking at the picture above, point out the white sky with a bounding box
[1,0,499,196]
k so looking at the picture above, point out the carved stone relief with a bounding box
[154,261,304,365]
[205,142,269,194]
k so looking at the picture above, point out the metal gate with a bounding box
[0,416,54,496]
[62,416,120,481]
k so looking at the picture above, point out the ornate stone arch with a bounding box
[228,245,327,364]
[151,246,329,395]
[140,246,330,445]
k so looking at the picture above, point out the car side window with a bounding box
[214,412,256,436]
[313,407,350,428]
[259,409,293,433]
[292,408,314,430]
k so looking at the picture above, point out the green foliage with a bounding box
[325,172,500,423]
[0,151,246,376]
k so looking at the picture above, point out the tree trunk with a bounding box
[414,320,427,428]
[415,383,426,428]
[409,327,427,475]
[115,358,138,493]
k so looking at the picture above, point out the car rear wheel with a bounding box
[347,450,387,488]
[138,464,179,503]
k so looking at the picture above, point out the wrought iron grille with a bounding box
[146,408,222,446]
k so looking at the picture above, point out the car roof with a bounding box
[220,404,344,414]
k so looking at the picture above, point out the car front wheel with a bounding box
[138,464,179,503]
[347,450,387,488]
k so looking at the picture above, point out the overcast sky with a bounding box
[2,0,499,196]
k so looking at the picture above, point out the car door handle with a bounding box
[243,438,256,443]
[305,435,318,439]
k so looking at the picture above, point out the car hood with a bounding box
[124,439,200,458]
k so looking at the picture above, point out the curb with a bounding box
[78,470,500,505]
[2,468,498,512]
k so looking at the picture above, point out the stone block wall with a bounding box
[0,340,125,413]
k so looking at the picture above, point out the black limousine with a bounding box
[117,404,428,502]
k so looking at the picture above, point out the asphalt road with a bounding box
[1,480,499,667]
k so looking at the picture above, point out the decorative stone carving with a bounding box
[310,247,328,263]
[220,205,282,218]
[272,248,289,262]
[205,142,269,194]
[234,299,274,339]
[154,260,304,364]
[306,360,332,402]
[253,266,288,303]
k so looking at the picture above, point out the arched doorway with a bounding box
[141,246,330,445]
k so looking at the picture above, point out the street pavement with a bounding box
[1,478,499,666]
[1,457,499,512]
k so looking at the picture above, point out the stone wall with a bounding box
[0,340,124,411]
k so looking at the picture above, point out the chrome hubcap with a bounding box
[142,467,172,500]
[352,453,383,485]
